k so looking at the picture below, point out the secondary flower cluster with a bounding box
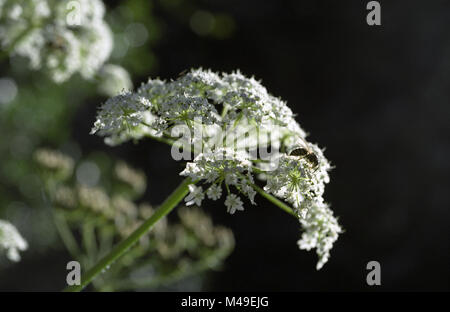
[263,146,331,218]
[0,0,113,83]
[91,69,342,269]
[0,219,28,262]
[181,148,256,214]
[297,201,341,270]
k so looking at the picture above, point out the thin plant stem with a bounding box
[63,177,193,292]
[251,183,298,218]
[144,133,176,146]
[144,132,203,155]
[53,210,81,258]
[82,220,98,263]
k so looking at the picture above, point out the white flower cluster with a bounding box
[180,148,256,214]
[92,69,305,146]
[297,201,341,270]
[91,69,342,269]
[91,91,152,145]
[0,0,113,83]
[263,146,331,218]
[0,219,28,262]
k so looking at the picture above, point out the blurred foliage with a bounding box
[34,148,234,291]
[107,0,161,76]
[0,75,93,258]
[0,0,237,289]
[0,0,162,254]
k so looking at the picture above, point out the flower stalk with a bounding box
[251,184,298,218]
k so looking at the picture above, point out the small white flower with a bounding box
[224,194,244,215]
[224,172,238,186]
[241,182,256,204]
[184,184,204,206]
[206,184,222,200]
[299,208,308,219]
[0,220,28,262]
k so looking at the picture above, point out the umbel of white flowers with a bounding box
[0,0,113,83]
[91,69,342,269]
[0,219,28,262]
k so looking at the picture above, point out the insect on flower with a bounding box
[288,137,320,170]
[48,35,67,52]
[178,69,189,77]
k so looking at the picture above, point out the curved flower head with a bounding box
[91,69,342,269]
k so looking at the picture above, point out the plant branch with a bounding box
[251,183,298,218]
[53,210,81,258]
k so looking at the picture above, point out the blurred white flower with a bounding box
[97,64,133,97]
[0,77,17,106]
[0,0,113,83]
[0,220,28,262]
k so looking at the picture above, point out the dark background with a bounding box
[3,0,450,291]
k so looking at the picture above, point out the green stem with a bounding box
[82,220,97,263]
[145,133,203,155]
[251,184,298,218]
[63,177,193,292]
[53,210,81,258]
[220,105,229,119]
[144,133,176,146]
